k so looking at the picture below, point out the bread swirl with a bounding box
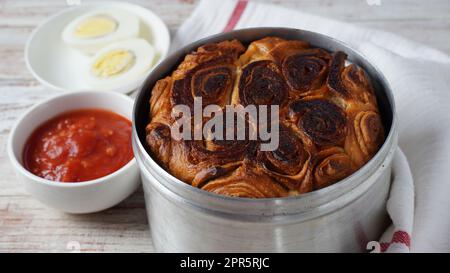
[145,37,384,198]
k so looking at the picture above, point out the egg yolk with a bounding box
[75,15,118,39]
[91,49,135,78]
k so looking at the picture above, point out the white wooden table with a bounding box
[1,0,449,253]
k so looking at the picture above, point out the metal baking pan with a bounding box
[132,27,398,252]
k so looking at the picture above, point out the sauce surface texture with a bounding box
[23,109,133,182]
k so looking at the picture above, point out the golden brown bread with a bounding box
[145,37,384,198]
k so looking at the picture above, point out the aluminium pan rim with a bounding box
[132,27,398,217]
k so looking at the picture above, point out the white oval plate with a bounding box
[25,1,170,94]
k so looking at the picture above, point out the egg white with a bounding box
[87,38,155,89]
[62,8,139,54]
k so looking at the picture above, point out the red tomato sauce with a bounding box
[23,109,133,182]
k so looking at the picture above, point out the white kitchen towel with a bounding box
[171,0,450,252]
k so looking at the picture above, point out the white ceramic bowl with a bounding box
[25,1,170,94]
[7,91,140,214]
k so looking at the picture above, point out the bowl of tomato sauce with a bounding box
[8,91,139,213]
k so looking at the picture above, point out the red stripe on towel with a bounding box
[380,230,411,252]
[223,0,248,32]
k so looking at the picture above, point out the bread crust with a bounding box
[145,37,384,198]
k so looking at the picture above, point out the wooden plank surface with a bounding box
[0,0,449,253]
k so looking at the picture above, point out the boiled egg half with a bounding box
[62,9,139,54]
[87,38,155,89]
